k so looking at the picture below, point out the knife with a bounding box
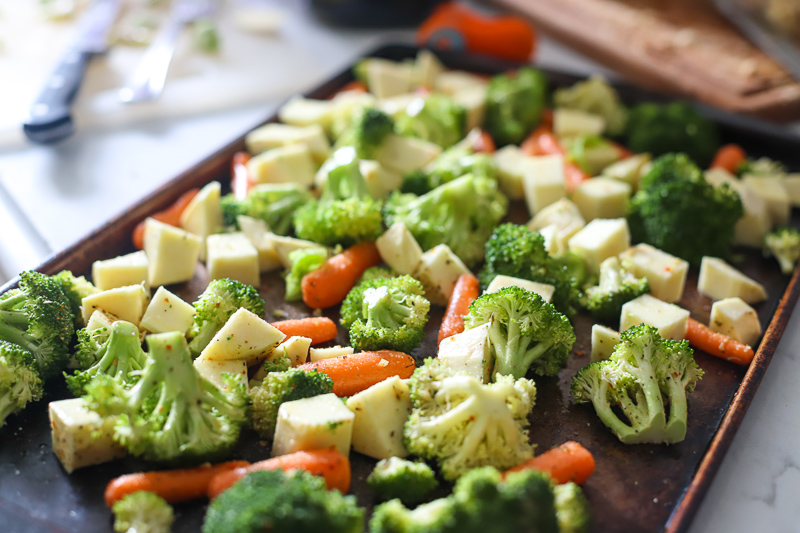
[22,0,122,144]
[714,0,800,82]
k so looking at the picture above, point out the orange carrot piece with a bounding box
[270,317,338,345]
[301,241,381,309]
[231,151,254,201]
[208,448,350,499]
[505,441,595,485]
[104,460,249,507]
[685,318,755,365]
[328,80,368,99]
[710,144,747,174]
[471,129,496,153]
[563,163,592,193]
[132,189,200,250]
[297,350,416,397]
[438,274,480,345]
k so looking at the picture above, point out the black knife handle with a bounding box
[22,49,93,144]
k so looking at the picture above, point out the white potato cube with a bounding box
[742,175,790,226]
[732,181,772,248]
[245,123,330,164]
[568,218,630,273]
[376,223,424,276]
[413,244,472,306]
[376,93,419,118]
[237,216,283,272]
[414,49,444,88]
[618,244,689,303]
[710,297,762,346]
[375,134,442,174]
[602,153,651,192]
[49,398,125,473]
[267,234,325,269]
[783,174,800,206]
[194,358,249,392]
[493,145,528,199]
[310,346,354,362]
[143,218,202,287]
[198,308,286,364]
[139,286,195,335]
[704,168,738,188]
[452,84,487,131]
[81,284,149,326]
[698,257,768,304]
[485,275,555,304]
[271,336,313,367]
[620,294,690,341]
[360,160,403,199]
[247,144,316,187]
[86,309,119,332]
[438,323,493,383]
[434,70,488,95]
[278,97,334,129]
[362,58,414,98]
[92,251,149,292]
[179,181,223,261]
[527,198,586,256]
[571,177,631,221]
[553,109,606,137]
[523,155,567,216]
[346,376,412,459]
[591,324,621,363]
[272,393,355,457]
[206,233,260,288]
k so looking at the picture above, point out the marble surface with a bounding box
[0,1,798,532]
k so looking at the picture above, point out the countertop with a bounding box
[0,1,798,531]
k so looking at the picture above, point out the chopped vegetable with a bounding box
[438,273,480,344]
[395,94,466,148]
[764,227,800,275]
[709,144,747,174]
[132,189,199,249]
[367,457,439,505]
[221,183,312,235]
[584,257,650,323]
[297,350,416,397]
[302,241,382,309]
[505,441,595,485]
[269,317,338,345]
[685,318,756,366]
[284,247,328,301]
[0,341,43,428]
[554,75,628,136]
[112,491,174,533]
[484,67,548,146]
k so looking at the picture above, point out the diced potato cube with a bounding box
[591,324,620,363]
[179,181,223,261]
[92,251,149,292]
[414,49,444,88]
[139,286,195,335]
[434,70,488,95]
[362,58,414,98]
[272,336,313,367]
[375,134,442,174]
[618,244,689,303]
[143,218,202,287]
[267,234,325,268]
[620,294,690,341]
[376,93,419,118]
[247,144,316,187]
[81,284,149,326]
[602,153,651,192]
[376,222,424,276]
[438,323,493,383]
[553,109,605,137]
[571,177,631,221]
[278,97,334,129]
[272,393,355,457]
[484,275,555,304]
[492,145,528,200]
[346,376,412,459]
[704,168,738,188]
[731,181,772,248]
[527,198,586,256]
[198,308,286,364]
[245,123,331,164]
[698,257,768,303]
[359,160,403,199]
[86,309,119,332]
[742,175,789,226]
[710,297,762,346]
[522,155,567,216]
[413,244,472,306]
[309,346,354,362]
[49,398,125,473]
[452,84,487,131]
[194,358,249,392]
[206,233,260,287]
[236,216,283,272]
[783,174,800,206]
[568,218,630,273]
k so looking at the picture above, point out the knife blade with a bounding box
[714,0,800,83]
[22,0,122,144]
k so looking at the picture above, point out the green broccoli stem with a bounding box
[188,325,221,356]
[364,290,414,329]
[0,391,16,425]
[589,380,637,442]
[91,324,145,380]
[488,317,555,379]
[660,375,688,442]
[0,321,36,355]
[0,292,26,311]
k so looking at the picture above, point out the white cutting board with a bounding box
[0,1,323,148]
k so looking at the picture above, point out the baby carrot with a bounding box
[685,318,756,366]
[270,317,338,345]
[132,188,199,249]
[231,151,255,201]
[505,441,595,485]
[710,144,746,174]
[302,241,381,309]
[208,448,350,499]
[297,350,416,397]
[104,460,249,507]
[438,273,480,345]
[328,80,368,99]
[471,129,496,153]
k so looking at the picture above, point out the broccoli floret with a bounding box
[464,287,576,378]
[340,276,429,353]
[203,469,364,533]
[484,67,548,146]
[553,482,591,533]
[294,147,384,247]
[624,102,719,166]
[550,252,589,290]
[284,247,328,302]
[385,174,508,268]
[0,271,74,379]
[188,278,266,356]
[65,320,147,396]
[112,491,174,533]
[737,156,786,177]
[401,143,498,194]
[220,183,313,234]
[367,457,439,506]
[336,107,395,159]
[0,341,43,428]
[584,257,650,323]
[480,223,582,316]
[370,498,455,533]
[53,270,98,328]
[553,75,628,137]
[249,367,333,440]
[395,95,466,149]
[404,358,536,481]
[357,266,396,285]
[571,324,703,444]
[85,331,248,463]
[764,228,800,275]
[627,154,743,266]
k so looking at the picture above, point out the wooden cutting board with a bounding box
[494,0,800,120]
